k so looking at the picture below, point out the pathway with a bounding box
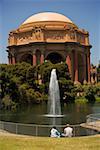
[80,121,100,132]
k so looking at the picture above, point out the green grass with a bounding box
[75,98,88,104]
[95,97,100,103]
[0,134,100,150]
[75,97,100,104]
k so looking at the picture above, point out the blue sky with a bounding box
[0,0,100,65]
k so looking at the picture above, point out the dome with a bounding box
[22,12,73,25]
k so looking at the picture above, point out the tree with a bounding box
[0,61,75,110]
[37,61,75,103]
[84,86,96,103]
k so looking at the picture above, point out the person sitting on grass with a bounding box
[62,124,73,137]
[50,126,60,138]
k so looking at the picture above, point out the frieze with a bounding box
[70,31,76,40]
[45,31,65,40]
[9,26,86,45]
[66,30,75,40]
[77,33,85,44]
[17,32,33,44]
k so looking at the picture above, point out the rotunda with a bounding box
[7,12,92,83]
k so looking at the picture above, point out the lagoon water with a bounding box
[0,102,100,125]
[0,102,100,136]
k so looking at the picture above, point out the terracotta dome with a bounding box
[22,12,73,25]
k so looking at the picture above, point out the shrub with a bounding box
[2,95,13,110]
[84,86,96,103]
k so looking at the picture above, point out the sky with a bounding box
[0,0,100,66]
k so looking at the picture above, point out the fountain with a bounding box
[45,69,64,117]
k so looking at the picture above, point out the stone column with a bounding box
[33,53,36,66]
[66,54,71,74]
[8,56,11,64]
[40,54,44,64]
[12,55,16,64]
[12,57,15,64]
[10,48,16,64]
[87,51,91,83]
[74,50,78,83]
[9,57,12,64]
[83,54,87,83]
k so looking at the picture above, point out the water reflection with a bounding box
[0,102,100,125]
[48,117,62,125]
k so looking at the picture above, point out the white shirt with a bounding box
[64,127,73,137]
[50,128,60,137]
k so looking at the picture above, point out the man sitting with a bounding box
[62,124,73,137]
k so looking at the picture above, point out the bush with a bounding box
[2,95,13,110]
[84,86,96,103]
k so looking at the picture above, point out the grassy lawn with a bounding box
[0,134,100,150]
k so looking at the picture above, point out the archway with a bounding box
[46,52,63,64]
[20,54,33,65]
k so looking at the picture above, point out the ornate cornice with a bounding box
[8,22,90,47]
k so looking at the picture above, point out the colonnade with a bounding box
[65,50,90,83]
[8,49,91,83]
[32,51,44,66]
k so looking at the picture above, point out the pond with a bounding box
[0,102,100,137]
[0,102,100,125]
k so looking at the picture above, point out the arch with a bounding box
[46,52,64,64]
[20,54,33,65]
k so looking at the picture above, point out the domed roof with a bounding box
[22,12,73,25]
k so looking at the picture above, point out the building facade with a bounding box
[7,12,92,83]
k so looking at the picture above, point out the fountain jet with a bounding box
[46,69,64,117]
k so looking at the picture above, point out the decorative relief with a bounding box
[8,32,15,45]
[32,26,45,40]
[33,27,42,40]
[17,32,33,44]
[12,25,85,45]
[70,31,76,40]
[66,29,76,41]
[45,31,65,40]
[77,33,85,44]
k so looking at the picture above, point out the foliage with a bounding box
[1,61,99,110]
[95,97,100,103]
[26,65,36,87]
[94,83,100,97]
[74,84,84,98]
[0,61,75,109]
[0,63,38,108]
[59,78,75,103]
[2,95,17,110]
[84,85,96,103]
[74,83,100,103]
[75,98,88,104]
